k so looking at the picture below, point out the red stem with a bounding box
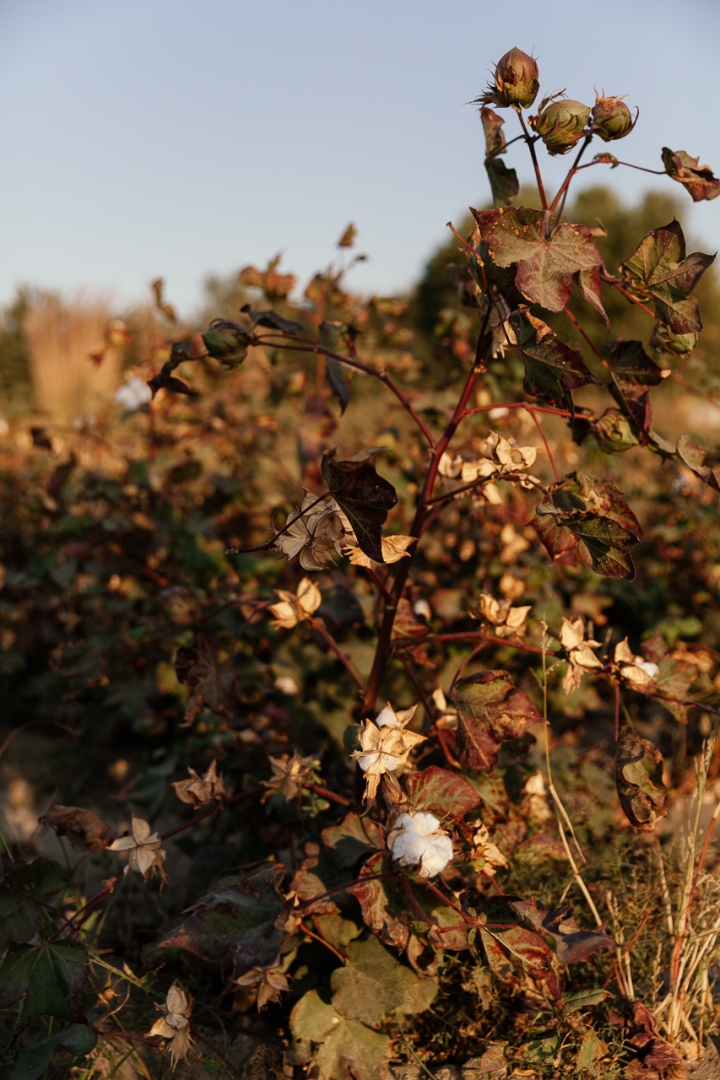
[516,109,548,211]
[526,406,560,483]
[309,617,366,690]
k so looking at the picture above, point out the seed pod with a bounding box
[591,94,637,142]
[479,47,540,109]
[529,97,591,155]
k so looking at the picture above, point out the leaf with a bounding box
[321,813,382,869]
[290,990,392,1080]
[480,107,506,157]
[621,219,715,335]
[321,449,398,563]
[603,339,664,433]
[0,939,89,1027]
[38,807,116,852]
[662,147,720,202]
[615,726,667,831]
[161,866,285,979]
[479,924,554,983]
[471,207,605,313]
[0,858,66,919]
[677,433,720,493]
[510,899,616,964]
[174,634,236,718]
[574,1031,608,1077]
[240,305,304,335]
[338,223,357,248]
[405,766,480,821]
[453,671,542,773]
[9,1024,97,1080]
[576,266,609,327]
[346,852,409,950]
[320,322,351,414]
[330,935,436,1027]
[533,473,640,579]
[485,158,519,209]
[509,309,599,413]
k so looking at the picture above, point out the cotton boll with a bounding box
[115,377,152,412]
[389,811,453,878]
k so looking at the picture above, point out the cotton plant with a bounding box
[273,492,353,570]
[172,759,226,807]
[268,576,322,629]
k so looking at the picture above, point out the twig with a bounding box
[308,617,366,690]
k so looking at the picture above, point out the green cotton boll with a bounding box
[591,94,637,142]
[481,47,540,109]
[529,98,591,155]
[593,409,639,453]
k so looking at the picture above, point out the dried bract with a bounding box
[274,492,353,571]
[108,814,167,884]
[148,981,194,1068]
[470,821,508,877]
[269,576,322,629]
[344,533,415,568]
[235,956,290,1008]
[479,593,531,638]
[266,750,320,801]
[172,759,226,808]
[560,616,603,693]
[614,638,660,687]
[352,703,425,801]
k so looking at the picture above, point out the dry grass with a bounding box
[25,295,122,421]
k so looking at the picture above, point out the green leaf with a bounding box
[0,939,89,1027]
[661,148,720,203]
[9,1024,96,1080]
[621,219,715,334]
[161,866,285,979]
[405,766,480,821]
[330,935,436,1026]
[604,339,663,433]
[574,1030,609,1076]
[615,726,667,832]
[471,207,604,313]
[321,449,398,563]
[0,858,66,919]
[453,671,542,773]
[290,990,392,1080]
[509,309,599,413]
[485,158,519,209]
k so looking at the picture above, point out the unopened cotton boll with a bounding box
[115,377,152,412]
[388,811,453,878]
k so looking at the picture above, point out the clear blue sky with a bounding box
[1,0,719,318]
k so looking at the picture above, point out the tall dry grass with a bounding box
[25,295,122,421]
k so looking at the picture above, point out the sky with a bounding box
[1,0,719,319]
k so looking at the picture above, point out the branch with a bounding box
[308,617,366,691]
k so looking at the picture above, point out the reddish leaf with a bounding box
[405,766,480,821]
[322,813,382,869]
[509,309,599,413]
[161,866,285,978]
[577,266,609,327]
[472,206,605,313]
[479,924,554,983]
[615,727,667,832]
[346,853,409,951]
[510,899,616,964]
[453,671,542,773]
[676,433,720,494]
[662,147,720,202]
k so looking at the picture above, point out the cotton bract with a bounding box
[388,811,453,878]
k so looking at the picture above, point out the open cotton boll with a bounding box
[115,377,152,412]
[389,811,453,878]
